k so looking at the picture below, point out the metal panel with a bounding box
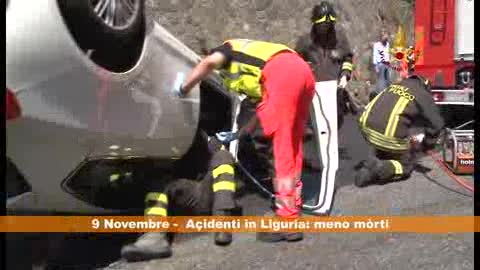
[455,0,474,60]
[302,80,339,215]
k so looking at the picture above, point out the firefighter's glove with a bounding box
[208,136,225,152]
[174,85,186,98]
[338,75,348,89]
[173,72,186,98]
[215,131,239,144]
[409,133,425,152]
[421,137,437,152]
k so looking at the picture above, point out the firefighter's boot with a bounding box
[121,232,172,262]
[354,158,383,187]
[210,149,237,246]
[256,211,304,243]
[213,210,233,246]
[257,230,304,242]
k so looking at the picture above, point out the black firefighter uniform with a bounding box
[355,75,445,186]
[295,21,355,129]
[120,134,239,262]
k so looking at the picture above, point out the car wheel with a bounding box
[57,0,145,72]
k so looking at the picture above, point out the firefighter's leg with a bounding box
[164,178,211,216]
[237,98,275,181]
[294,85,315,209]
[208,149,238,245]
[255,52,314,242]
[355,149,414,187]
[337,87,347,130]
[121,189,172,262]
[375,150,415,184]
[253,115,302,243]
[256,125,305,243]
[354,140,383,187]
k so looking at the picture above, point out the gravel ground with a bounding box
[98,116,474,270]
[7,116,474,270]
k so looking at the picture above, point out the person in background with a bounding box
[293,1,355,216]
[295,1,356,130]
[372,29,392,100]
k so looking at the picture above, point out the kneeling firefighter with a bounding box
[121,131,239,262]
[355,74,445,187]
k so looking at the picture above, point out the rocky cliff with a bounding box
[147,0,414,104]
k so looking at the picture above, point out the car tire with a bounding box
[57,0,145,72]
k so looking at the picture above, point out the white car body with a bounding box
[6,0,229,213]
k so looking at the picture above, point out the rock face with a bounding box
[147,0,414,104]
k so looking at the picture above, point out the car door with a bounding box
[230,81,340,215]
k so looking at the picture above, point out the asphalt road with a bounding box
[6,115,474,270]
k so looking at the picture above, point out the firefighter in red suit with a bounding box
[175,39,315,242]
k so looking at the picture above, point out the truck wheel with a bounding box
[57,0,145,72]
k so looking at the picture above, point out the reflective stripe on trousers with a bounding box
[211,160,236,211]
[144,192,168,216]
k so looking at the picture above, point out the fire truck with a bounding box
[414,0,474,174]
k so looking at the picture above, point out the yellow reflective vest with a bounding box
[219,39,295,100]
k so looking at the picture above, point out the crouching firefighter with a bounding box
[121,131,239,262]
[354,74,445,187]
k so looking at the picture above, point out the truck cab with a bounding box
[413,0,474,174]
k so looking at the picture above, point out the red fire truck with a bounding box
[414,0,474,174]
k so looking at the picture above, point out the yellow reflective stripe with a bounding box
[361,127,410,150]
[360,91,384,127]
[145,192,168,204]
[342,62,353,71]
[212,164,234,179]
[314,15,336,24]
[213,181,236,192]
[363,125,409,145]
[384,97,404,136]
[384,97,406,137]
[364,133,407,151]
[389,160,403,175]
[144,207,167,216]
[389,98,411,137]
[314,16,327,24]
[109,174,120,182]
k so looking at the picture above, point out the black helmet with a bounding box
[408,74,431,91]
[312,1,337,24]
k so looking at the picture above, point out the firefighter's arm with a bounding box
[238,114,259,138]
[215,115,257,144]
[416,92,446,149]
[181,52,226,95]
[340,55,354,81]
[294,35,310,61]
[337,29,354,81]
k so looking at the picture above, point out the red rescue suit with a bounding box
[211,39,316,218]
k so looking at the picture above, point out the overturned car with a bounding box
[6,0,338,216]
